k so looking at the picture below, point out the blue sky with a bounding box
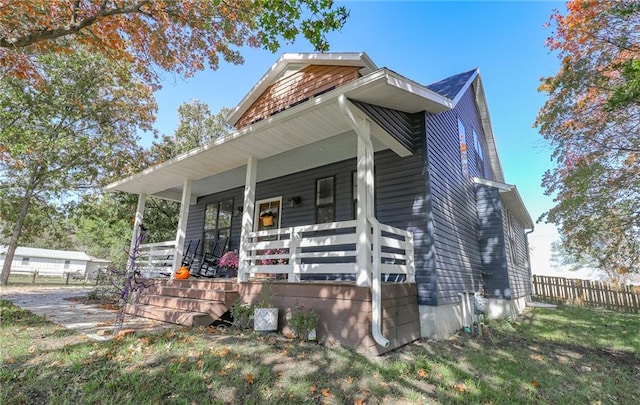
[149,1,568,274]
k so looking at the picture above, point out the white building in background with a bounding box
[0,246,110,278]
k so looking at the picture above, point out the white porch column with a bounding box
[355,119,373,287]
[129,193,147,269]
[239,156,257,282]
[172,179,193,277]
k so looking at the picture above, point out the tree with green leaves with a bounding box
[72,101,234,271]
[536,1,640,277]
[0,50,155,285]
[150,101,233,161]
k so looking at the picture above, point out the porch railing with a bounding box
[136,240,175,277]
[240,220,415,282]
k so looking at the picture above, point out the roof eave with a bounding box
[472,177,534,229]
[104,69,452,199]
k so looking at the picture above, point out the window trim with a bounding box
[315,175,336,224]
[458,118,469,178]
[203,198,234,254]
[254,197,283,231]
[472,128,485,176]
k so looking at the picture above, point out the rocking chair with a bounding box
[192,235,228,278]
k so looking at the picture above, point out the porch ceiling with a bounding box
[105,69,452,202]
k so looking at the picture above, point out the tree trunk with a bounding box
[0,188,33,286]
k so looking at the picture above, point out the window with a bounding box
[458,118,469,178]
[203,199,233,254]
[256,198,281,232]
[316,176,335,224]
[352,171,357,219]
[506,213,518,265]
[21,257,29,266]
[473,128,485,176]
[64,260,70,269]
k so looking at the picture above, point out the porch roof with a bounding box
[105,68,452,202]
[473,178,534,230]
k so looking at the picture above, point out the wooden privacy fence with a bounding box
[532,275,640,313]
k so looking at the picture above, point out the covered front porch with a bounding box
[104,59,442,349]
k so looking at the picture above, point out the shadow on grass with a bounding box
[1,302,639,404]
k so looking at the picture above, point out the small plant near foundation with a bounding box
[289,304,318,341]
[230,301,254,329]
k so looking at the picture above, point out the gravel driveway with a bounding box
[1,286,175,340]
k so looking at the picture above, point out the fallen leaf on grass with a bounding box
[213,347,230,358]
[321,388,333,397]
[246,373,255,384]
[453,382,467,393]
[417,368,429,379]
[283,332,295,339]
[310,385,317,394]
[6,357,14,364]
[346,376,354,384]
[115,329,135,340]
[27,346,36,355]
[529,354,544,362]
[354,400,366,405]
[530,380,539,388]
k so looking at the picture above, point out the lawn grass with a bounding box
[1,299,638,404]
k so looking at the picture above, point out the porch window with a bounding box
[203,198,233,254]
[21,257,29,266]
[316,176,335,224]
[64,260,70,269]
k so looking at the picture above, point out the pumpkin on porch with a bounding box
[175,266,190,279]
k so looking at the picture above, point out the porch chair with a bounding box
[181,239,201,269]
[159,239,201,277]
[192,235,228,278]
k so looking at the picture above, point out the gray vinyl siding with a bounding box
[458,86,495,181]
[475,184,509,299]
[351,101,416,153]
[423,87,484,306]
[185,115,431,286]
[374,114,432,302]
[186,161,358,256]
[503,208,532,298]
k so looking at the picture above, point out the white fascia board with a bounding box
[385,70,453,110]
[105,68,451,197]
[450,69,479,106]
[473,177,534,229]
[226,52,378,126]
[472,74,506,183]
[472,177,513,192]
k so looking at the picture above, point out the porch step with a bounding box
[136,295,230,319]
[125,278,239,328]
[124,303,214,327]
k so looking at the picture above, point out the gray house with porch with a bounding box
[106,52,533,353]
